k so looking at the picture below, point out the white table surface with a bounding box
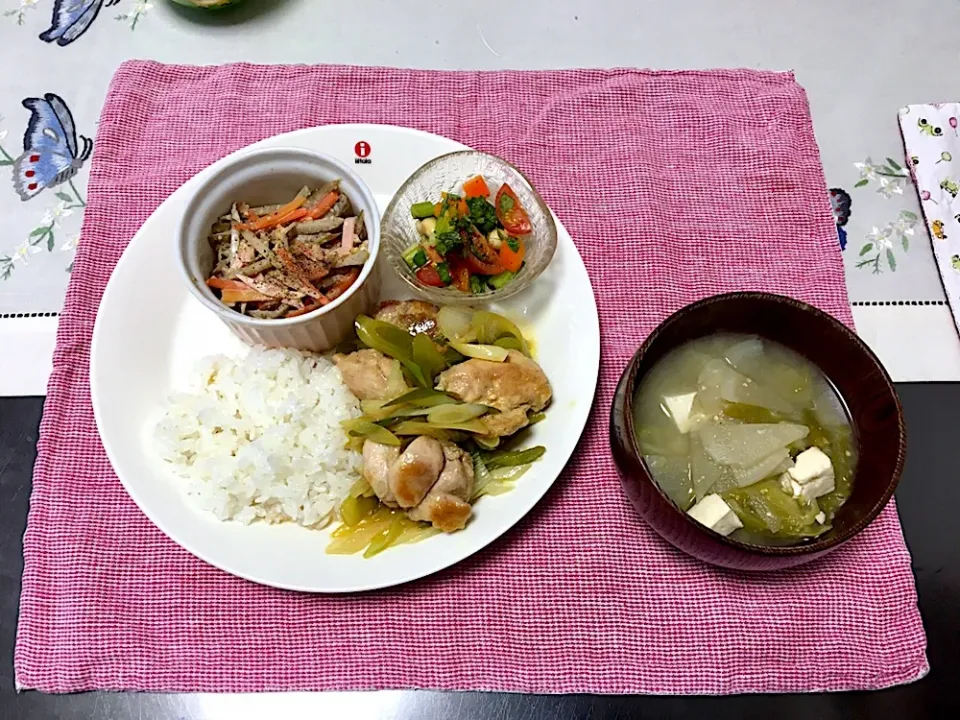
[3,0,960,394]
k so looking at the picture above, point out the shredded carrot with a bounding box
[424,244,444,264]
[286,299,328,317]
[325,268,361,302]
[220,287,272,304]
[433,202,442,217]
[206,277,247,291]
[238,193,307,231]
[270,207,308,227]
[463,175,489,198]
[305,191,339,220]
[457,198,469,216]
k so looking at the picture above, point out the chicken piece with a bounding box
[375,300,441,338]
[388,436,445,508]
[407,441,475,532]
[362,441,401,507]
[435,350,552,437]
[480,407,533,438]
[333,349,406,401]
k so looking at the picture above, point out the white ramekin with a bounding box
[177,146,380,351]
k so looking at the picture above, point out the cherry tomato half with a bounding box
[463,229,504,275]
[495,183,532,236]
[416,265,445,287]
[448,257,472,292]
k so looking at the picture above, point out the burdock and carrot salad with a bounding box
[204,181,368,319]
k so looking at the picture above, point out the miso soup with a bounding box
[633,334,857,546]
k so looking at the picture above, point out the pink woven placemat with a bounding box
[16,61,927,695]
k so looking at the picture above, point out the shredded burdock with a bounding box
[205,181,369,319]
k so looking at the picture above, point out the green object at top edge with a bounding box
[168,0,244,9]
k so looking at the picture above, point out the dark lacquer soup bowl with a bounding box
[610,292,906,571]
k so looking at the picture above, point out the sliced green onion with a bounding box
[472,455,531,500]
[482,482,515,496]
[355,315,431,389]
[474,435,500,450]
[472,310,528,355]
[376,406,432,421]
[384,388,457,408]
[494,336,524,352]
[483,446,546,469]
[389,421,461,441]
[426,403,490,425]
[470,275,486,294]
[412,333,447,384]
[340,418,401,446]
[471,451,492,500]
[437,306,475,342]
[360,399,388,416]
[363,516,407,558]
[488,464,531,482]
[340,494,379,527]
[348,478,373,498]
[393,418,487,434]
[449,341,509,362]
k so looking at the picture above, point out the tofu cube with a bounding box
[789,447,834,484]
[687,494,743,536]
[789,474,835,505]
[663,392,698,434]
[785,447,835,504]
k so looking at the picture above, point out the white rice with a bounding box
[154,346,362,528]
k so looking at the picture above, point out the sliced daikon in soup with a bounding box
[700,423,808,466]
[689,433,726,500]
[730,447,792,487]
[644,455,694,510]
[700,358,796,415]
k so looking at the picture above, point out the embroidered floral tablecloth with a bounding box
[0,0,956,328]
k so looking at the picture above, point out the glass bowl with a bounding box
[381,151,558,305]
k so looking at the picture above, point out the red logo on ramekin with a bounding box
[354,141,371,158]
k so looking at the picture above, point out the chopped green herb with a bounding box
[410,201,437,219]
[466,196,498,234]
[434,229,463,256]
[498,192,515,214]
[505,236,520,252]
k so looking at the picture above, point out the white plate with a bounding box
[91,124,600,593]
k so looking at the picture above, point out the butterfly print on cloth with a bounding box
[39,0,121,48]
[13,93,92,201]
